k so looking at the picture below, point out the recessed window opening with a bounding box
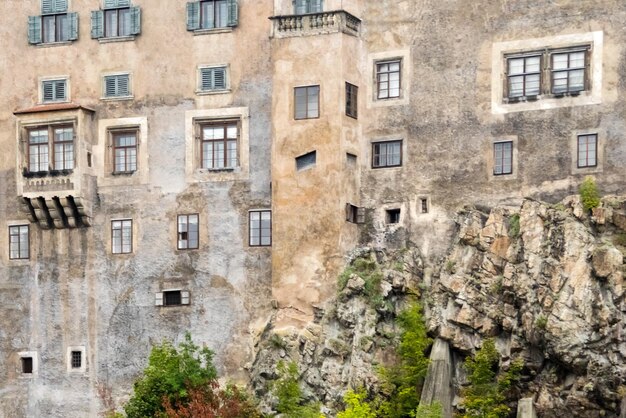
[346,203,365,224]
[421,198,428,214]
[345,82,358,118]
[21,357,33,374]
[296,151,316,171]
[71,351,82,369]
[386,209,401,224]
[164,290,182,306]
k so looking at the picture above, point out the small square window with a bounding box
[178,214,199,249]
[103,74,131,98]
[111,219,132,254]
[71,351,82,369]
[294,86,320,120]
[42,79,67,103]
[577,134,597,168]
[156,290,190,306]
[386,209,401,224]
[9,225,30,260]
[21,357,33,374]
[376,60,401,99]
[372,140,402,168]
[249,210,271,247]
[199,67,227,92]
[494,141,513,175]
[345,82,358,118]
[346,204,365,224]
[296,151,316,171]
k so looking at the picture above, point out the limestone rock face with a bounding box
[429,197,626,417]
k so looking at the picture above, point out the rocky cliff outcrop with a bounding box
[251,196,626,417]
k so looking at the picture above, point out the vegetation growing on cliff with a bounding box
[272,361,324,418]
[579,176,601,212]
[460,338,523,418]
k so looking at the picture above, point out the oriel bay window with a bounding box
[27,124,74,173]
[112,131,137,173]
[200,121,238,169]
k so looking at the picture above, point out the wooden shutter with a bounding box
[54,80,66,100]
[68,12,78,40]
[227,0,238,27]
[186,2,200,31]
[118,75,129,96]
[28,16,42,44]
[200,68,212,90]
[42,81,55,102]
[181,291,190,305]
[104,76,117,96]
[104,0,118,9]
[155,292,163,306]
[41,0,54,14]
[118,0,131,6]
[214,68,226,89]
[53,0,68,13]
[91,10,104,38]
[130,7,141,35]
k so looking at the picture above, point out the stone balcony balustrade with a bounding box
[270,10,361,38]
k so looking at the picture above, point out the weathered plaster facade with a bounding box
[1,0,626,416]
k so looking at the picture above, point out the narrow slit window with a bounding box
[345,82,358,118]
[421,198,428,214]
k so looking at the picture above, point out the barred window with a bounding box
[71,351,82,369]
[111,219,132,254]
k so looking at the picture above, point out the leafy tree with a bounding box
[460,338,523,418]
[163,382,261,418]
[124,333,218,418]
[378,302,432,417]
[414,402,443,418]
[579,175,601,211]
[337,390,376,418]
[272,361,324,418]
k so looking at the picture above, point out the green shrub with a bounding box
[614,233,626,247]
[337,257,384,306]
[508,213,520,238]
[123,333,218,418]
[414,402,443,418]
[272,361,324,418]
[444,260,456,274]
[460,339,523,418]
[535,314,547,330]
[579,176,601,212]
[337,390,376,418]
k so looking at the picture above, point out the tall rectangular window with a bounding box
[507,55,541,98]
[111,220,132,254]
[345,82,358,119]
[186,0,238,31]
[105,7,131,37]
[91,1,141,39]
[372,140,402,168]
[294,86,320,120]
[552,50,586,94]
[103,74,130,98]
[42,13,69,43]
[494,141,513,175]
[29,129,50,172]
[28,125,74,173]
[53,127,74,170]
[376,60,401,99]
[21,357,33,374]
[42,79,67,103]
[28,2,78,45]
[71,351,82,369]
[112,131,138,173]
[201,121,238,169]
[177,214,199,250]
[9,225,30,260]
[577,134,597,168]
[249,210,271,246]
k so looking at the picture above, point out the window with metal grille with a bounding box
[91,0,141,39]
[71,351,82,369]
[386,209,401,224]
[493,141,513,175]
[372,140,402,168]
[200,121,239,169]
[42,79,67,103]
[186,0,239,31]
[178,214,199,250]
[27,125,74,173]
[164,290,182,306]
[112,131,137,173]
[199,67,227,92]
[249,210,271,246]
[21,357,33,374]
[296,151,316,171]
[104,74,130,98]
[376,60,401,99]
[294,86,320,119]
[577,134,597,168]
[111,219,132,254]
[345,82,358,118]
[9,225,29,260]
[294,0,323,14]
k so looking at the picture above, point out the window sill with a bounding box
[192,27,233,36]
[195,89,231,96]
[38,99,71,106]
[101,95,134,101]
[98,36,136,44]
[35,41,73,48]
[371,165,402,170]
[198,167,237,173]
[111,171,137,176]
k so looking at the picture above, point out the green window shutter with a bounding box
[41,0,53,14]
[91,10,104,39]
[68,12,78,40]
[53,0,68,13]
[227,0,238,27]
[311,0,322,12]
[118,75,130,96]
[214,68,226,89]
[130,7,141,35]
[28,16,42,44]
[104,0,118,9]
[104,76,117,97]
[55,80,66,100]
[200,68,226,91]
[186,2,200,31]
[42,81,55,101]
[118,0,131,7]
